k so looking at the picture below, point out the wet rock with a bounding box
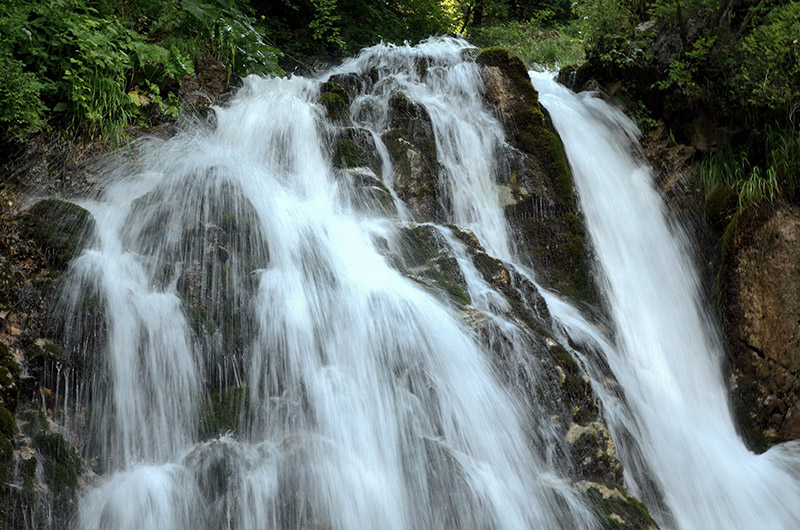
[390,224,471,307]
[331,127,381,176]
[18,199,94,270]
[476,48,595,303]
[337,167,396,216]
[566,421,622,484]
[180,55,229,110]
[319,79,351,124]
[382,92,444,222]
[723,204,800,447]
[578,479,659,529]
[200,386,249,439]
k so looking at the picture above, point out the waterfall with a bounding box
[56,36,800,530]
[67,39,595,530]
[530,71,800,529]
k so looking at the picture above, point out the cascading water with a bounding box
[530,71,800,529]
[65,39,597,530]
[54,34,800,530]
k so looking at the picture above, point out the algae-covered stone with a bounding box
[382,92,443,221]
[391,224,471,307]
[578,479,659,529]
[332,128,381,176]
[19,199,94,270]
[339,167,396,216]
[32,431,81,509]
[0,342,21,411]
[0,406,16,468]
[476,48,595,303]
[319,80,350,123]
[200,386,249,439]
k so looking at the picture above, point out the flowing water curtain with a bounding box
[531,70,800,530]
[69,39,600,530]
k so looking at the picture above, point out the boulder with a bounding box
[723,203,800,447]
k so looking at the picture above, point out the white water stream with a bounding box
[531,71,800,529]
[57,37,800,529]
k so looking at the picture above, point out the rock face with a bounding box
[723,204,800,446]
[476,48,595,303]
[0,192,93,529]
[382,92,444,221]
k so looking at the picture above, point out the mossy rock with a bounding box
[32,431,81,507]
[0,342,21,410]
[476,47,595,304]
[0,406,16,465]
[380,90,444,221]
[580,479,658,529]
[476,47,540,109]
[319,80,350,123]
[390,225,471,307]
[383,129,441,221]
[200,386,249,439]
[339,167,396,216]
[331,128,381,175]
[19,199,94,270]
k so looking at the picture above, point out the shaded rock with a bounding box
[319,79,351,123]
[382,91,444,222]
[578,479,659,529]
[337,167,396,217]
[389,224,471,307]
[476,48,595,303]
[331,127,381,176]
[566,421,622,484]
[18,199,94,270]
[180,55,229,110]
[723,203,800,447]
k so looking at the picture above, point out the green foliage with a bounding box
[308,0,344,47]
[469,18,585,68]
[737,1,800,114]
[701,126,800,210]
[181,0,282,78]
[577,0,651,68]
[656,34,716,94]
[0,0,281,141]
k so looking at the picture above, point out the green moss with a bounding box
[0,406,16,438]
[200,386,249,439]
[33,431,81,504]
[398,226,440,268]
[0,342,21,410]
[419,268,470,306]
[0,406,16,467]
[17,407,48,438]
[477,48,593,304]
[20,199,94,270]
[319,80,350,123]
[334,139,367,168]
[583,479,657,529]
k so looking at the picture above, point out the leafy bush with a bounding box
[576,0,651,68]
[0,0,281,141]
[737,1,800,114]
